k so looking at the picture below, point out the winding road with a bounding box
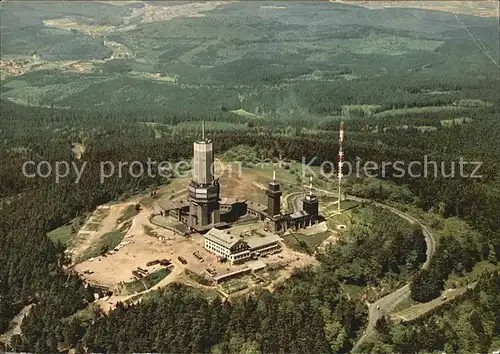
[284,191,309,214]
[307,187,436,352]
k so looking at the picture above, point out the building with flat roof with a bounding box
[204,227,281,264]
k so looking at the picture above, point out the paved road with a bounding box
[308,187,436,352]
[346,195,435,270]
[291,194,303,212]
[285,191,305,213]
[391,282,476,323]
[0,304,33,345]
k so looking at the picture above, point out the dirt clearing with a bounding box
[68,202,136,263]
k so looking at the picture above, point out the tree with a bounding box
[410,269,443,302]
[75,341,85,354]
[0,294,12,333]
[324,318,347,352]
[62,319,81,348]
[375,316,390,338]
[240,341,260,354]
[487,244,497,264]
[371,342,394,354]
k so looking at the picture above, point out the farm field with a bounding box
[1,0,498,123]
[337,1,499,18]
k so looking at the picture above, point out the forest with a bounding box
[326,210,426,285]
[369,270,499,353]
[1,1,499,352]
[1,86,499,351]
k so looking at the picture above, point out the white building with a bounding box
[204,228,280,264]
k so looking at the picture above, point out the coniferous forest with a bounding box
[1,83,499,352]
[1,1,499,353]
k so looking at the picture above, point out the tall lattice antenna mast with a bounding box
[338,121,345,213]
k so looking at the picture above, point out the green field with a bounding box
[117,204,139,224]
[47,224,75,246]
[142,225,159,238]
[118,268,171,295]
[445,260,498,289]
[324,200,366,231]
[283,231,331,254]
[79,222,130,262]
[126,282,219,305]
[47,216,85,245]
[184,269,213,286]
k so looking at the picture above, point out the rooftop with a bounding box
[213,267,251,282]
[156,199,190,211]
[290,210,309,219]
[205,227,281,250]
[245,233,281,249]
[246,260,267,271]
[205,227,241,248]
[304,194,318,201]
[220,197,247,205]
[246,201,268,212]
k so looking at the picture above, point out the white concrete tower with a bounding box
[189,121,220,230]
[192,120,214,185]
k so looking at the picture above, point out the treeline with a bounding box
[0,97,499,352]
[0,210,94,346]
[319,206,427,286]
[3,57,498,120]
[410,233,493,302]
[289,74,499,116]
[367,270,499,353]
[62,271,365,353]
[1,99,498,250]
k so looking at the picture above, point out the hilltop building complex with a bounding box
[154,122,321,263]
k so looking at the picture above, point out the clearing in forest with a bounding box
[72,166,329,311]
[68,202,137,263]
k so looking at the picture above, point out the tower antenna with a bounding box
[202,120,205,141]
[337,121,344,214]
[309,176,313,196]
[273,169,276,182]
